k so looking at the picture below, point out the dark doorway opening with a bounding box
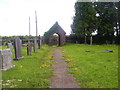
[49,33,60,46]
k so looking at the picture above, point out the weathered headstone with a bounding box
[13,37,23,60]
[2,41,5,46]
[27,42,32,55]
[38,35,42,49]
[96,50,113,52]
[40,38,42,49]
[34,37,37,52]
[0,40,2,46]
[7,43,12,51]
[38,35,40,49]
[0,49,15,71]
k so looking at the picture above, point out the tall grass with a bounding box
[61,44,118,88]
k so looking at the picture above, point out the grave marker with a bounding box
[13,37,23,60]
[40,38,42,49]
[38,35,42,49]
[27,43,32,55]
[34,37,37,52]
[7,43,12,51]
[0,49,15,71]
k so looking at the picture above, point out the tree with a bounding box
[115,2,120,44]
[73,2,98,45]
[94,2,118,44]
[72,2,119,44]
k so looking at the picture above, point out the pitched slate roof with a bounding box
[48,22,66,34]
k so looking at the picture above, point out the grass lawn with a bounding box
[0,45,7,49]
[61,43,118,88]
[2,44,53,88]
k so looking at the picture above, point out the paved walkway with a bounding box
[50,48,80,88]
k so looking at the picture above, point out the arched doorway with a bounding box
[49,33,59,46]
[44,22,66,46]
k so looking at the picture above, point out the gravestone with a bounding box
[0,49,15,71]
[13,37,23,60]
[27,42,32,55]
[7,43,12,51]
[0,40,2,46]
[34,37,37,52]
[2,41,5,45]
[38,35,42,49]
[96,50,113,52]
[40,37,42,48]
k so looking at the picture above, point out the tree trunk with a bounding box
[84,35,87,44]
[90,36,92,45]
[115,28,119,44]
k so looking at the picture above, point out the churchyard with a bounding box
[0,39,118,88]
[0,1,119,88]
[0,22,119,88]
[1,44,53,88]
[61,44,118,88]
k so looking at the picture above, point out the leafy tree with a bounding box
[73,2,119,44]
[73,2,98,45]
[94,2,118,44]
[115,2,120,44]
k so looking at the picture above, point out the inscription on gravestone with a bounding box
[13,37,23,60]
[7,43,12,51]
[27,43,32,55]
[34,37,37,52]
[0,49,15,71]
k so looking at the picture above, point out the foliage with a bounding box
[94,2,118,43]
[73,2,98,43]
[72,2,119,44]
[69,34,78,41]
[61,43,118,88]
[44,32,51,44]
[1,35,38,45]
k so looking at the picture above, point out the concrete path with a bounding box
[50,48,80,88]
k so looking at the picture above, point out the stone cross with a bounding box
[7,43,12,51]
[33,37,37,52]
[13,37,23,60]
[27,42,32,55]
[0,49,15,71]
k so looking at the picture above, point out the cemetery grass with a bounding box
[2,44,53,88]
[0,46,7,49]
[61,43,118,88]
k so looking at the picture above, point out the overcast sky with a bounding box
[0,0,77,36]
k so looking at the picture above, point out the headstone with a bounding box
[13,37,23,60]
[20,40,22,45]
[0,49,15,71]
[2,41,5,46]
[76,41,78,44]
[38,35,42,49]
[27,42,32,55]
[0,40,2,46]
[34,37,37,52]
[40,38,42,48]
[96,50,113,52]
[7,43,12,51]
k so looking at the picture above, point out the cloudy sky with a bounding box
[0,0,77,36]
